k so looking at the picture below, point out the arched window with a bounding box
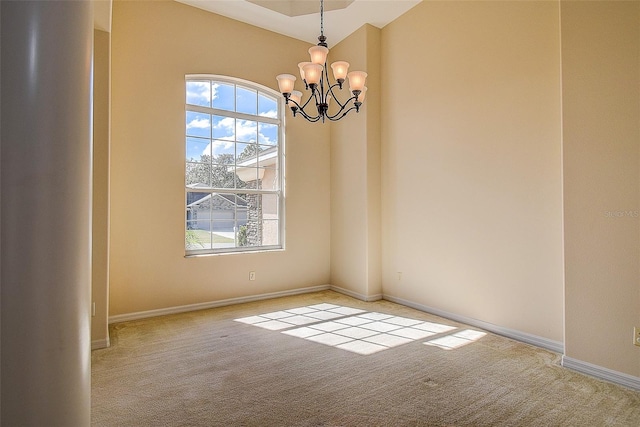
[185,76,284,254]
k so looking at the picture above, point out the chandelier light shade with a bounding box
[275,74,296,94]
[276,0,368,123]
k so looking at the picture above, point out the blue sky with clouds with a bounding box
[186,81,278,162]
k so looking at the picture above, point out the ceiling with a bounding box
[175,0,422,45]
[246,0,355,17]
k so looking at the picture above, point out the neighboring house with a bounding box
[186,184,248,231]
[185,145,279,247]
[234,145,279,246]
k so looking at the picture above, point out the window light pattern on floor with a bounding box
[235,303,486,355]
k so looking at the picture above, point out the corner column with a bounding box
[1,1,93,424]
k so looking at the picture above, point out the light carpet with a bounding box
[92,290,640,426]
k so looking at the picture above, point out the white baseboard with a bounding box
[91,337,110,350]
[108,284,331,324]
[383,294,564,354]
[561,356,640,391]
[330,285,383,302]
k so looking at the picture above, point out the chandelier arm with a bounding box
[298,89,323,121]
[297,105,321,121]
[325,92,361,119]
[325,101,356,120]
[313,84,323,106]
[287,95,322,121]
[296,107,323,122]
[319,68,327,104]
[287,98,306,112]
[326,82,349,109]
[298,92,317,111]
[326,105,359,122]
[322,61,350,116]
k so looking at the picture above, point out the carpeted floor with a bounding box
[91,290,640,426]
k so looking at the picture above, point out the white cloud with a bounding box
[203,116,277,157]
[186,117,210,130]
[261,109,278,119]
[212,118,260,143]
[205,140,235,156]
[186,81,210,105]
[258,132,273,145]
[237,120,257,143]
[212,83,233,104]
[213,117,235,140]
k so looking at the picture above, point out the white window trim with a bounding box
[185,74,286,256]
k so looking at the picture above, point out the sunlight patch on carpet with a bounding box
[235,303,486,355]
[424,329,487,350]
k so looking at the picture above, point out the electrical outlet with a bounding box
[249,271,256,281]
[634,327,640,347]
[397,272,402,281]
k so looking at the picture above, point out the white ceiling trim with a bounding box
[176,0,421,45]
[246,0,355,17]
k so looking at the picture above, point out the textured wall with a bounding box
[380,1,564,342]
[562,0,640,377]
[110,0,330,315]
[92,28,111,348]
[330,24,382,300]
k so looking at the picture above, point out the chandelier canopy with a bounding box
[276,0,368,123]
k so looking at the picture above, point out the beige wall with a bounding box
[92,29,111,346]
[330,24,382,300]
[561,1,640,376]
[109,0,330,315]
[106,0,639,380]
[380,1,564,342]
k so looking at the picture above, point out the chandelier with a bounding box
[276,0,368,123]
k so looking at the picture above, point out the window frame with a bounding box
[185,74,285,256]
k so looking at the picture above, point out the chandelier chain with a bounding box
[320,0,324,37]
